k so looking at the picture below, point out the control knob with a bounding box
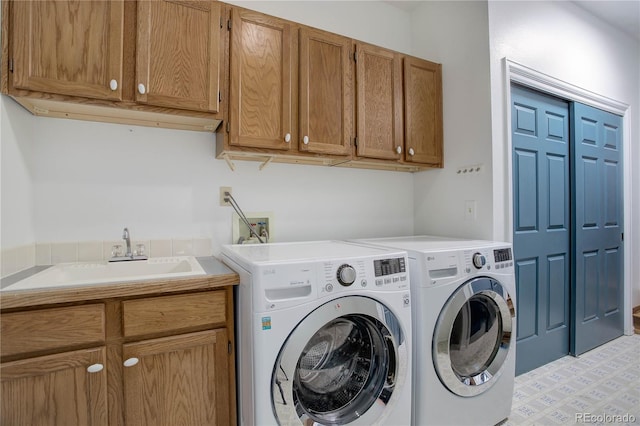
[337,264,357,286]
[472,253,486,269]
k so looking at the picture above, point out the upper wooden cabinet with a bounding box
[355,41,403,161]
[11,0,124,101]
[299,27,353,156]
[3,0,224,131]
[136,0,222,113]
[218,5,443,171]
[403,56,443,166]
[228,8,294,151]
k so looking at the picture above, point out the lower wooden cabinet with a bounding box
[1,347,108,426]
[0,287,235,426]
[123,330,230,426]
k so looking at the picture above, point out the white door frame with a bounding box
[502,58,633,335]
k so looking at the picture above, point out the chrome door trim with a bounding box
[272,295,407,425]
[433,277,515,397]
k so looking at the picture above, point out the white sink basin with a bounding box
[2,257,206,292]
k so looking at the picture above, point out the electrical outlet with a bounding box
[220,187,232,206]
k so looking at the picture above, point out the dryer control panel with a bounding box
[463,246,514,273]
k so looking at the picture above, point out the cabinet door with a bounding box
[11,0,124,100]
[403,56,443,165]
[299,28,353,156]
[136,1,222,113]
[1,347,108,426]
[355,42,403,160]
[123,329,230,426]
[229,8,294,150]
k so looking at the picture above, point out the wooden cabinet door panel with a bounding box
[299,28,352,156]
[356,42,403,160]
[137,0,221,112]
[12,0,124,100]
[123,329,230,426]
[1,304,105,358]
[403,57,443,165]
[1,347,108,426]
[229,9,293,150]
[122,291,227,338]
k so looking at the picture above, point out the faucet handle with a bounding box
[135,243,146,256]
[111,244,123,257]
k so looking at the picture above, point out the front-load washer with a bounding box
[221,241,412,426]
[354,236,516,426]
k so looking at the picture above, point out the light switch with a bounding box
[464,200,477,221]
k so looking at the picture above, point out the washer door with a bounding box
[272,296,406,425]
[433,277,515,397]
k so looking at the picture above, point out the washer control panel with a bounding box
[321,256,408,296]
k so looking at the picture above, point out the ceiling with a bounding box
[385,1,640,41]
[574,1,640,41]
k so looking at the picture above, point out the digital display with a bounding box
[494,248,512,262]
[374,257,406,277]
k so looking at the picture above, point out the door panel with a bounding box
[136,0,221,112]
[229,9,293,150]
[403,57,443,165]
[511,84,570,375]
[571,102,624,355]
[1,347,108,426]
[356,42,402,160]
[12,0,124,100]
[299,28,352,155]
[123,330,229,426]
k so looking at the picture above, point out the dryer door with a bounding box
[433,277,515,397]
[272,295,407,425]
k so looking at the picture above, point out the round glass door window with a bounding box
[433,277,515,397]
[272,296,406,425]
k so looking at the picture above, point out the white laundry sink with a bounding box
[2,256,206,291]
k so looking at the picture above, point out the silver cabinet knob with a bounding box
[86,363,104,373]
[109,79,118,91]
[303,135,309,145]
[123,357,139,367]
[408,148,415,156]
[137,84,146,95]
[284,133,291,143]
[396,146,402,154]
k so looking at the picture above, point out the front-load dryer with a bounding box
[221,241,412,426]
[354,236,516,426]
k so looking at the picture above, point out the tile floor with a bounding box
[506,334,640,425]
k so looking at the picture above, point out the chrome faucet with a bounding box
[110,227,147,262]
[123,227,132,257]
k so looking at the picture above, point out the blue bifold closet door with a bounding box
[570,102,624,356]
[511,84,623,375]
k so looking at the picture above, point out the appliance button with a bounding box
[361,279,367,287]
[325,283,334,292]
